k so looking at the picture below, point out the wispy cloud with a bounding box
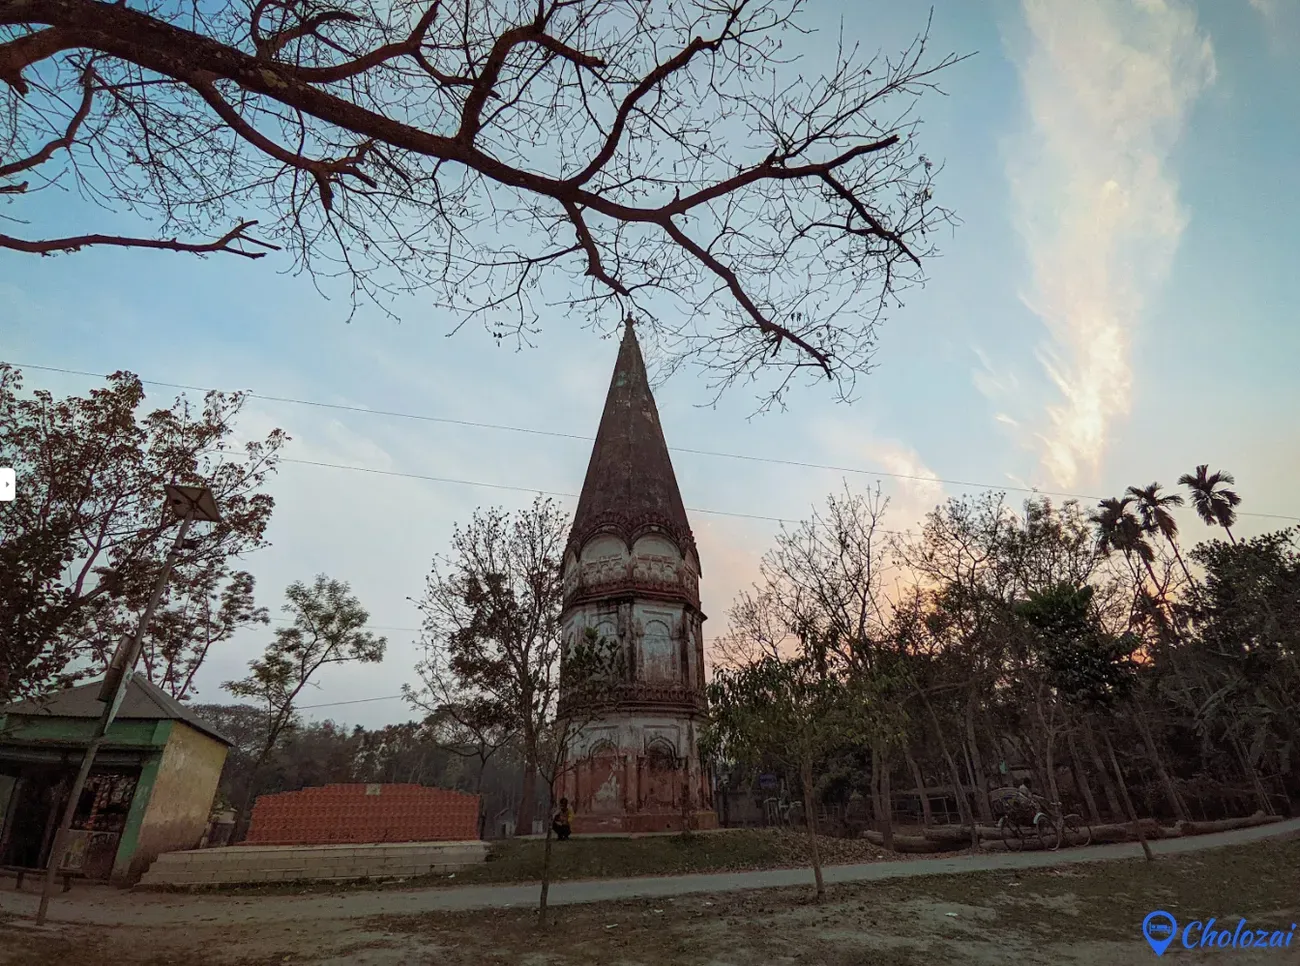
[1005,0,1215,487]
[858,440,946,535]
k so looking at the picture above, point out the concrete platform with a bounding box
[138,840,489,888]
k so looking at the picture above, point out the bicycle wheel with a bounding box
[1035,814,1061,851]
[1063,814,1092,848]
[1002,818,1024,852]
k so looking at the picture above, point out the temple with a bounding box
[556,320,718,833]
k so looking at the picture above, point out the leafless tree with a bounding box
[404,640,515,797]
[1,0,960,405]
[727,483,895,668]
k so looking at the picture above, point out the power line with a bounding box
[266,615,734,650]
[298,694,406,711]
[279,457,824,527]
[267,616,421,633]
[10,359,1298,523]
[47,352,1279,720]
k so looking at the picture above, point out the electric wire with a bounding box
[10,359,1297,523]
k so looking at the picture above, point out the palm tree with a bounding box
[1177,465,1241,544]
[1090,496,1158,586]
[1127,482,1192,583]
[1088,497,1193,825]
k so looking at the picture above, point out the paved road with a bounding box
[3,818,1296,927]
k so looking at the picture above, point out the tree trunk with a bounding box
[1083,717,1123,820]
[1170,542,1194,586]
[38,776,70,867]
[1045,732,1062,806]
[1036,691,1064,807]
[1104,726,1154,862]
[1134,707,1189,822]
[960,739,980,812]
[1066,727,1102,826]
[873,738,894,847]
[921,694,978,848]
[903,744,932,827]
[869,742,886,836]
[233,755,272,844]
[515,750,538,837]
[536,819,556,926]
[873,739,894,850]
[800,756,825,902]
[1010,733,1050,798]
[234,788,256,844]
[1228,731,1275,816]
[965,698,993,823]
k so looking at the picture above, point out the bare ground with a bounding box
[1,831,1296,966]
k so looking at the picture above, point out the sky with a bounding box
[3,0,1298,728]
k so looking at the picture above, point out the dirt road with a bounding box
[3,816,1296,927]
[2,821,1298,966]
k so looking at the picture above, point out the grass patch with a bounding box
[452,829,852,884]
[156,829,889,896]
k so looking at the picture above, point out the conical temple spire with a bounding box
[568,320,696,560]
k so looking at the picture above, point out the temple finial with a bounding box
[568,311,694,561]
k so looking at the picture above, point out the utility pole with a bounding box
[35,484,219,924]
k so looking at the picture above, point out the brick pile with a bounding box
[244,783,480,845]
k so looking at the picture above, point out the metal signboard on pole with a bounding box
[35,483,220,924]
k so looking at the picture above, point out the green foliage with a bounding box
[716,462,1298,827]
[192,703,531,815]
[0,364,284,703]
[1179,465,1242,536]
[1127,483,1185,544]
[226,574,386,763]
[707,655,857,772]
[1190,529,1300,666]
[412,498,568,747]
[1014,582,1138,710]
[1089,496,1154,566]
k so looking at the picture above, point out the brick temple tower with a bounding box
[556,320,718,833]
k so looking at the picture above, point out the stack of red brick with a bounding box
[244,784,480,845]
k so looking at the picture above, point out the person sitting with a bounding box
[552,797,574,841]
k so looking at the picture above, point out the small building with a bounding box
[0,677,231,883]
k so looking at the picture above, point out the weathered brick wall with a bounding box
[244,784,480,845]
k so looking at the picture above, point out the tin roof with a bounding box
[1,676,234,746]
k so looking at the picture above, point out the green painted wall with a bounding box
[0,714,166,750]
[111,749,163,882]
[1,714,227,884]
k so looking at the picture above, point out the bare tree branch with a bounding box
[0,0,961,406]
[0,219,278,256]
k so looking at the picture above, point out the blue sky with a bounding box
[3,0,1297,726]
